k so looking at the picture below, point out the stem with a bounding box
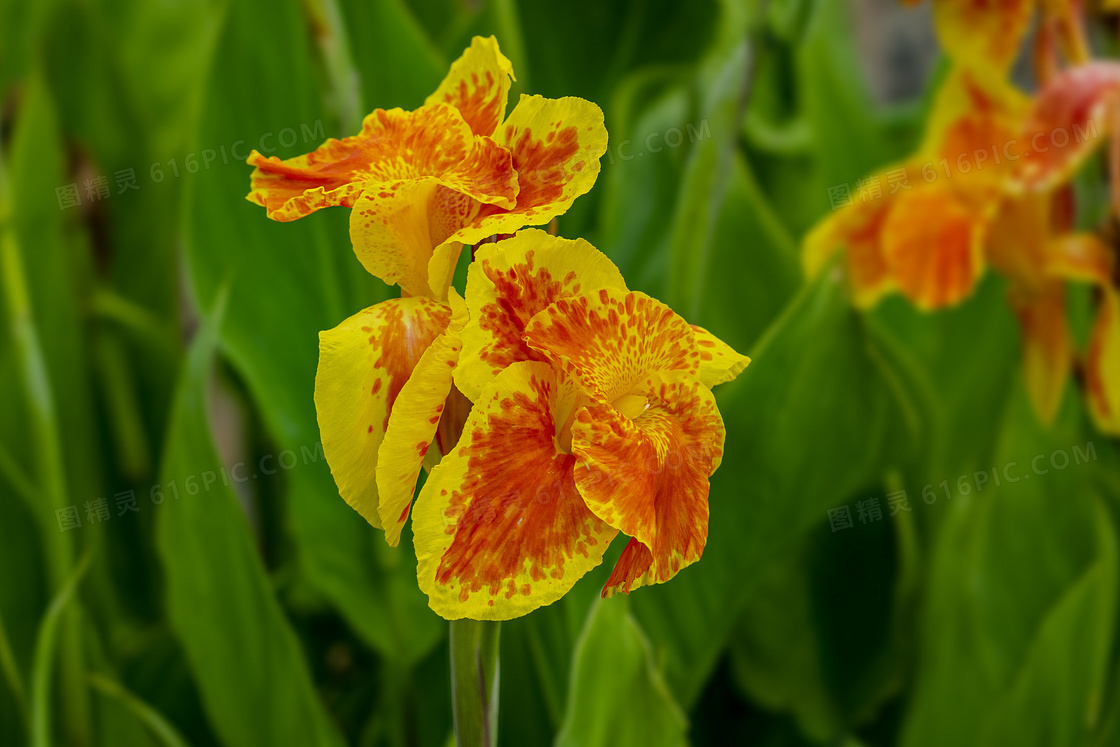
[449,619,501,747]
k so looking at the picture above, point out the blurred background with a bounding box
[2,0,1119,745]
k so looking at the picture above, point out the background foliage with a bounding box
[2,0,1119,745]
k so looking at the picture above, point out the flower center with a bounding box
[612,394,648,420]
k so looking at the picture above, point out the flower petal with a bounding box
[413,361,617,620]
[315,297,451,528]
[248,103,517,223]
[447,95,608,244]
[1086,288,1120,435]
[803,196,895,308]
[349,179,479,299]
[455,229,627,401]
[1017,63,1120,191]
[1046,234,1114,286]
[1010,281,1071,425]
[569,372,726,597]
[376,292,469,545]
[881,184,988,310]
[932,0,1034,73]
[424,35,515,138]
[690,325,750,388]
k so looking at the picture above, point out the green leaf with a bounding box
[185,0,440,663]
[900,392,1117,747]
[155,287,346,747]
[555,597,687,747]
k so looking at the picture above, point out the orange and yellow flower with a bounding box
[804,69,1027,310]
[409,230,747,619]
[247,35,607,302]
[246,37,608,534]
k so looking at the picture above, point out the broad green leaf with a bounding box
[156,289,346,747]
[555,597,687,747]
[185,0,440,663]
[900,392,1117,747]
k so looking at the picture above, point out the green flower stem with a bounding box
[449,619,501,747]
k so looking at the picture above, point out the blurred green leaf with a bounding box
[555,597,687,747]
[900,392,1117,747]
[185,0,440,664]
[156,288,346,747]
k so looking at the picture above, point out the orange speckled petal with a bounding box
[455,229,627,401]
[1018,63,1120,191]
[413,361,618,620]
[424,35,515,138]
[690,325,750,388]
[447,95,608,244]
[376,292,469,546]
[1087,288,1120,435]
[570,372,726,597]
[932,0,1034,73]
[247,103,517,222]
[802,196,895,309]
[881,185,987,310]
[523,288,700,402]
[315,297,451,528]
[1011,281,1071,425]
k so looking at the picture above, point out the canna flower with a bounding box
[247,37,609,534]
[1001,65,1120,432]
[246,35,606,302]
[804,69,1026,310]
[405,229,748,619]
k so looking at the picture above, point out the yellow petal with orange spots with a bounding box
[247,104,517,224]
[690,325,750,388]
[881,185,988,310]
[1017,63,1120,191]
[1010,281,1071,425]
[447,95,608,245]
[413,361,618,620]
[455,229,627,401]
[932,0,1034,73]
[987,193,1053,291]
[425,36,515,138]
[802,196,895,309]
[1086,288,1120,435]
[569,371,725,597]
[376,292,470,545]
[523,289,700,402]
[315,297,451,528]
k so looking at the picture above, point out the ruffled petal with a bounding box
[315,297,451,528]
[455,229,627,401]
[881,185,988,310]
[447,95,608,244]
[1017,63,1120,191]
[569,372,726,597]
[1086,288,1120,435]
[932,0,1034,73]
[424,35,515,138]
[248,103,517,224]
[413,361,617,620]
[1010,281,1071,425]
[523,288,701,402]
[376,292,469,545]
[802,196,895,308]
[690,325,750,388]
